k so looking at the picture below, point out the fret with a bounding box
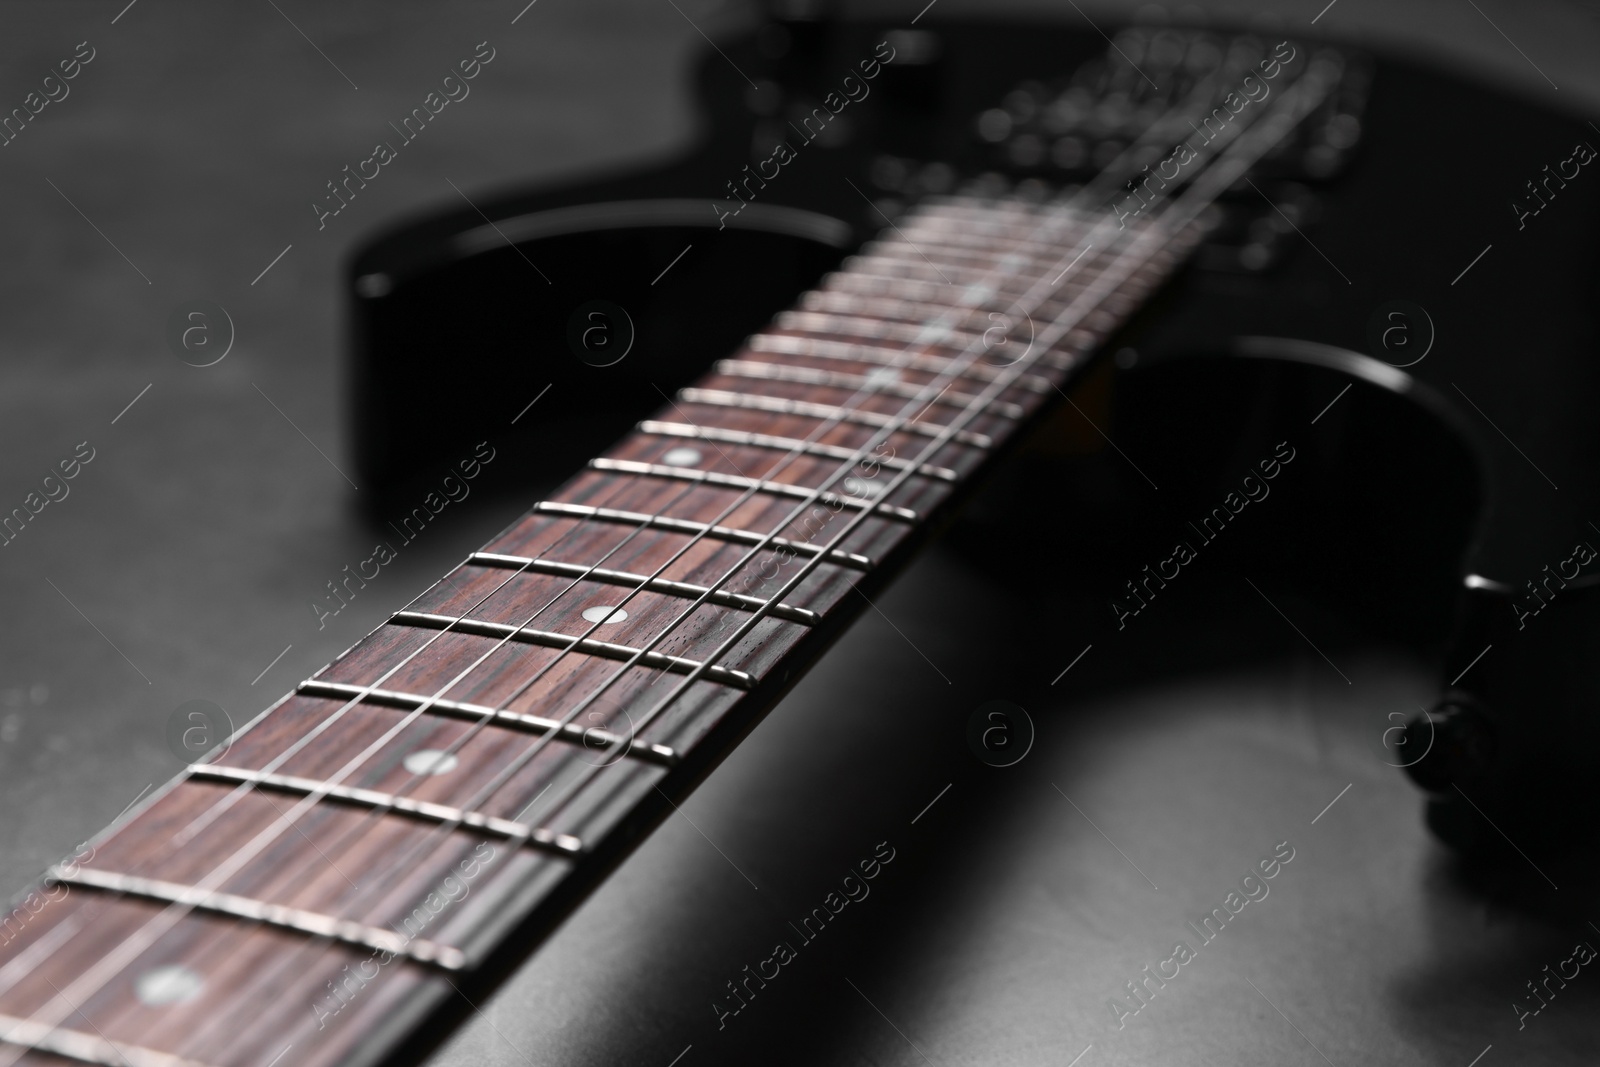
[850,246,1066,282]
[836,258,1014,289]
[812,279,939,310]
[793,289,1017,335]
[189,763,585,848]
[812,269,1009,306]
[390,608,761,688]
[299,677,681,762]
[637,420,961,482]
[871,218,1090,250]
[0,1014,218,1067]
[831,256,1022,298]
[50,867,469,970]
[820,268,1052,309]
[843,250,1096,294]
[677,387,994,449]
[775,309,989,346]
[711,359,1026,420]
[873,237,1100,275]
[531,500,876,567]
[748,331,1073,377]
[895,217,1099,252]
[881,228,1086,261]
[587,458,920,525]
[774,309,1094,359]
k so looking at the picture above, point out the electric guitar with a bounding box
[3,8,1596,1067]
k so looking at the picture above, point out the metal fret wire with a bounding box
[587,459,922,522]
[0,1014,215,1067]
[0,44,1307,1061]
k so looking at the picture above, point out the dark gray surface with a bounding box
[2,2,1597,1065]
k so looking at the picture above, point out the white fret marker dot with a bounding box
[662,447,702,466]
[582,605,628,625]
[136,966,204,1006]
[843,477,882,497]
[404,749,459,776]
[865,367,901,387]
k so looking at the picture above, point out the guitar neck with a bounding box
[0,36,1332,1067]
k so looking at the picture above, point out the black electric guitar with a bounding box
[3,7,1597,1067]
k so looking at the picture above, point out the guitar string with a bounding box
[0,39,1321,1059]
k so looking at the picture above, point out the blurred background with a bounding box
[2,1,1600,1064]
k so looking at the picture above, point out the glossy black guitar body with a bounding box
[347,8,1600,1064]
